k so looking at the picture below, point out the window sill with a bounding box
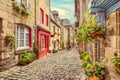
[15,47,32,55]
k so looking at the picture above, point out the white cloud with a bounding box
[51,0,75,24]
[51,7,75,24]
[51,7,69,18]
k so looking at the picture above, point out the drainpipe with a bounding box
[34,0,37,46]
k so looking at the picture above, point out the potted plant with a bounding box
[5,35,16,50]
[84,62,106,80]
[112,56,120,73]
[18,51,35,66]
[33,43,40,59]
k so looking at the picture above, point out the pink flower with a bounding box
[90,68,94,73]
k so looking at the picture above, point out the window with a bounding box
[40,8,44,24]
[46,14,48,26]
[41,35,45,49]
[21,0,31,9]
[16,25,31,49]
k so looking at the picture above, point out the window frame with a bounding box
[40,8,44,24]
[46,14,48,26]
[16,25,31,50]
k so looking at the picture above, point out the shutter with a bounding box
[29,28,32,47]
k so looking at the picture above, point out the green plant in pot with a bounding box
[112,56,120,73]
[33,43,40,59]
[84,62,106,80]
[18,51,35,65]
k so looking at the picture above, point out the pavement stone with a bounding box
[0,48,87,80]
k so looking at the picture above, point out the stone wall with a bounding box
[0,0,35,71]
[103,11,120,80]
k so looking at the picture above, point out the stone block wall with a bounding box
[0,0,35,71]
[103,11,120,80]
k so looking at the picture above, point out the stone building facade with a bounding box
[0,0,35,71]
[36,0,50,58]
[50,11,61,51]
[88,0,120,80]
[61,19,74,47]
[75,0,120,79]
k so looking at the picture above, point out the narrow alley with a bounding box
[0,49,86,80]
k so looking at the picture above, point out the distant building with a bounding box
[61,19,74,46]
[50,11,61,51]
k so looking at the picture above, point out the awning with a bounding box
[88,0,119,14]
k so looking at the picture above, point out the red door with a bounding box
[37,30,50,58]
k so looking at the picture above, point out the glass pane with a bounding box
[25,40,29,46]
[26,33,29,40]
[20,33,24,39]
[16,40,19,47]
[20,40,24,47]
[20,27,24,33]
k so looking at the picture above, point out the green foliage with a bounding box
[6,35,16,50]
[79,51,91,62]
[19,52,35,62]
[77,14,105,44]
[83,54,91,62]
[112,56,120,69]
[84,62,105,78]
[33,43,40,57]
[12,0,29,17]
[61,41,64,49]
[77,24,93,43]
[54,32,57,35]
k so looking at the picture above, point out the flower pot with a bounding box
[89,75,100,80]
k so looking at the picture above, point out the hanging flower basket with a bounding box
[77,14,105,43]
[50,34,54,37]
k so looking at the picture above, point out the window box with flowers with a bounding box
[50,34,54,37]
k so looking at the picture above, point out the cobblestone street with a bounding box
[0,49,86,80]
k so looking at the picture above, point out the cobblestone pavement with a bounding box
[0,49,87,80]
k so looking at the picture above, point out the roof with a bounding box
[88,0,119,13]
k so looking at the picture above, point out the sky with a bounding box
[51,0,76,24]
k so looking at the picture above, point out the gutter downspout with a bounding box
[34,0,37,45]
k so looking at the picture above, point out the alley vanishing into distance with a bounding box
[0,49,86,80]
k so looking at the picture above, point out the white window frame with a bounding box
[16,25,30,50]
[41,35,45,50]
